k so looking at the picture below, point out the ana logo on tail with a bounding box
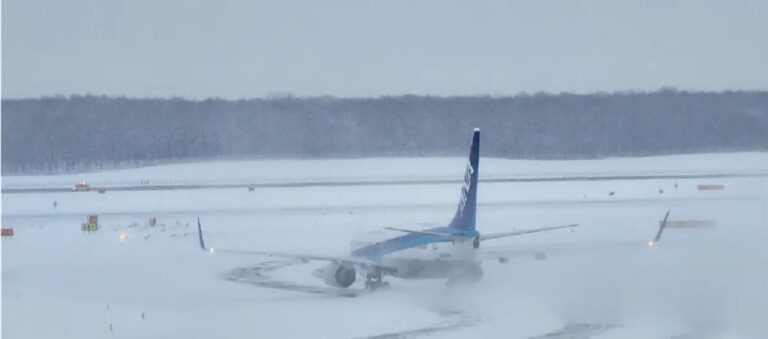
[458,161,475,217]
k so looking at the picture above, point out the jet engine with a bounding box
[322,262,356,288]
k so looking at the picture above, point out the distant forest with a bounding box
[3,90,768,175]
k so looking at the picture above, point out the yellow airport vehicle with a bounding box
[82,215,99,232]
[73,181,91,192]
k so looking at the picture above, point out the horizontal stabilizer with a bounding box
[384,227,459,239]
[480,224,578,241]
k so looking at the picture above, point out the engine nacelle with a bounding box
[322,262,356,288]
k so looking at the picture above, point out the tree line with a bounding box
[2,90,767,174]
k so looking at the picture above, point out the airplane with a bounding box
[197,128,668,290]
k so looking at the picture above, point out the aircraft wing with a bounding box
[481,212,673,261]
[386,224,579,241]
[196,219,395,271]
[481,240,659,261]
[479,224,578,241]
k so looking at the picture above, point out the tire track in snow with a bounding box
[226,260,363,298]
[353,314,480,339]
[528,323,618,338]
[226,260,482,338]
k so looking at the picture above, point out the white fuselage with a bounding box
[350,229,481,279]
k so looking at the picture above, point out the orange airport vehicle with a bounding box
[1,228,14,237]
[659,219,717,229]
[697,184,725,191]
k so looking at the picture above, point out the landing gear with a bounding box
[364,269,390,290]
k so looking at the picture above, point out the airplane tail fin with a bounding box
[448,128,480,231]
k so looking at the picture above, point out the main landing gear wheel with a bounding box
[365,271,390,290]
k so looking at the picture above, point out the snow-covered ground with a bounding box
[3,154,768,338]
[4,152,767,189]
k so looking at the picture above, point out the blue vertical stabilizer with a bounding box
[448,128,480,231]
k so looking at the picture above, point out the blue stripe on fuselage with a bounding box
[350,227,479,258]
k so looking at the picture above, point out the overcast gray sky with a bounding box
[3,0,767,99]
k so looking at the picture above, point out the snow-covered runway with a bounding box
[3,154,767,338]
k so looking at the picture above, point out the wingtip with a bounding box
[197,217,207,251]
[653,210,671,243]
